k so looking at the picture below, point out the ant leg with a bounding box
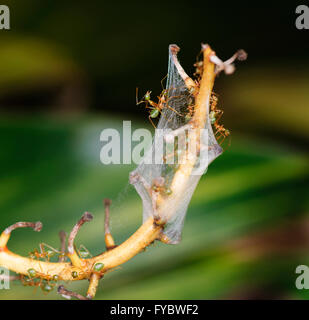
[136,100,146,106]
[216,131,226,145]
[215,110,224,123]
[41,243,60,254]
[227,135,232,147]
[135,87,144,105]
[157,109,177,127]
[148,115,157,129]
[214,129,222,140]
[136,88,149,106]
[33,248,40,259]
[39,243,47,260]
[41,243,61,261]
[219,135,226,145]
[160,74,168,90]
[165,104,183,117]
[78,244,92,258]
[136,87,139,104]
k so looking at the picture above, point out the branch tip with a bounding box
[169,44,180,55]
[236,49,248,61]
[82,212,93,222]
[201,43,209,51]
[57,285,89,300]
[4,221,43,234]
[210,49,247,75]
[34,222,43,232]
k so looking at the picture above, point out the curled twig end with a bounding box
[83,212,93,222]
[34,222,43,232]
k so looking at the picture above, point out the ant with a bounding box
[193,48,204,81]
[193,60,203,81]
[29,243,60,261]
[209,93,223,124]
[214,124,230,144]
[77,244,92,259]
[209,93,231,144]
[136,88,183,128]
[21,272,55,294]
[184,96,196,122]
[151,177,172,196]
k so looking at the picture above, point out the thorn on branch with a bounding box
[57,285,89,300]
[104,199,112,234]
[58,230,67,262]
[104,199,116,250]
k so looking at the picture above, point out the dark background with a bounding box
[0,1,306,114]
[0,1,308,300]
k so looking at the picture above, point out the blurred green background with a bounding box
[0,1,308,299]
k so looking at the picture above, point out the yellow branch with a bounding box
[0,43,229,299]
[0,216,161,281]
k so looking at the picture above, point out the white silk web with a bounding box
[130,45,223,244]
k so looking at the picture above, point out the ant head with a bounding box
[209,111,216,123]
[211,94,218,102]
[144,91,152,101]
[194,61,203,68]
